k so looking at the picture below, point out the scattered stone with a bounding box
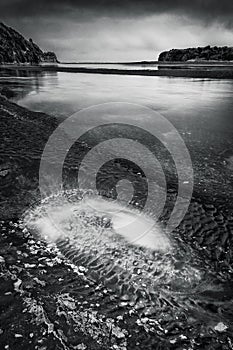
[24,263,36,268]
[214,322,228,332]
[13,278,22,292]
[180,334,188,340]
[117,315,124,321]
[0,168,10,177]
[15,333,23,338]
[120,294,131,301]
[78,266,86,273]
[33,277,46,287]
[75,344,87,350]
[119,302,128,308]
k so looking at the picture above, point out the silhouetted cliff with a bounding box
[0,22,58,64]
[158,46,233,62]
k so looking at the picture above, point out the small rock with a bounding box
[78,266,86,273]
[180,334,187,340]
[75,344,87,350]
[33,277,46,287]
[120,294,131,301]
[0,168,10,177]
[117,315,124,321]
[141,317,149,324]
[119,302,128,307]
[24,263,36,268]
[214,322,228,332]
[14,279,22,292]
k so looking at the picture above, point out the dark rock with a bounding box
[42,51,58,63]
[158,46,233,62]
[0,22,58,64]
[0,86,16,99]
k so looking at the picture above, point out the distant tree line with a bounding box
[158,46,233,62]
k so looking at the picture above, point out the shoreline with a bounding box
[1,64,233,79]
[1,95,233,348]
[0,93,232,221]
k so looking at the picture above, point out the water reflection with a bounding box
[0,68,58,101]
[0,68,233,203]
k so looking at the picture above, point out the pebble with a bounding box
[78,266,86,273]
[180,334,187,340]
[117,315,124,321]
[24,263,36,268]
[119,302,128,307]
[76,344,87,350]
[214,322,228,332]
[14,278,22,292]
[33,277,46,287]
[120,294,131,301]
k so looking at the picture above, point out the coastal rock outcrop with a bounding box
[158,45,233,62]
[0,22,58,64]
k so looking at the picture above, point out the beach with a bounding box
[1,0,233,347]
[1,81,233,348]
[1,61,233,79]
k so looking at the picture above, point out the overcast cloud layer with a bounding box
[1,0,233,61]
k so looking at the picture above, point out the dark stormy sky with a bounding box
[1,0,233,62]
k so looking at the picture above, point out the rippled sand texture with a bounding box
[25,192,204,304]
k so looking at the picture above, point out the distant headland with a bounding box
[158,45,233,62]
[0,22,58,64]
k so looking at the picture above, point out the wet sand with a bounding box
[1,63,233,79]
[1,95,233,349]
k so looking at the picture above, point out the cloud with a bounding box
[1,0,233,61]
[1,0,233,26]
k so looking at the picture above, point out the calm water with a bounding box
[1,69,233,344]
[57,62,160,70]
[1,68,233,202]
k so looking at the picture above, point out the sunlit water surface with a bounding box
[1,68,232,201]
[1,68,233,331]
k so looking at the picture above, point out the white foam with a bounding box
[25,194,171,252]
[82,198,170,251]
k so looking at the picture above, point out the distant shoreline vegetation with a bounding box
[158,46,233,62]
